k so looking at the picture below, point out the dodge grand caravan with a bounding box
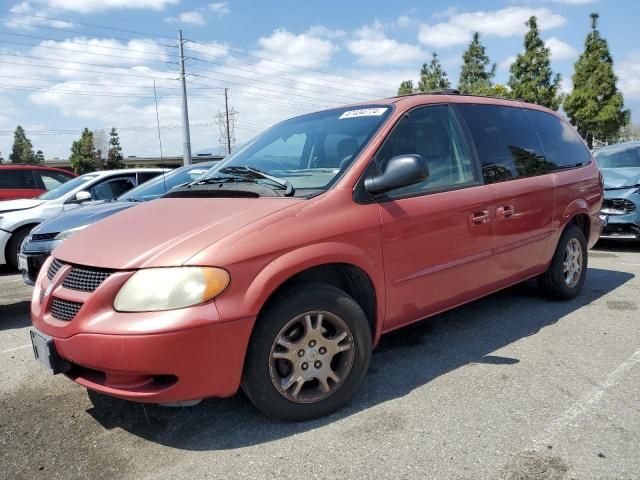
[30,93,604,421]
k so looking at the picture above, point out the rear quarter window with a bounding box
[456,104,548,184]
[524,109,591,169]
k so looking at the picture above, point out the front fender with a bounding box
[215,241,386,345]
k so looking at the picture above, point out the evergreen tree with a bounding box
[564,13,629,148]
[106,127,125,169]
[69,128,98,174]
[35,150,45,164]
[508,16,561,109]
[458,32,496,95]
[397,80,415,96]
[418,53,451,92]
[9,126,36,164]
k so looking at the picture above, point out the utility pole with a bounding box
[178,29,192,165]
[224,88,231,155]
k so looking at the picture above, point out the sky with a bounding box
[0,0,639,159]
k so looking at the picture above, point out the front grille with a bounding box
[602,198,636,215]
[51,298,82,322]
[39,289,45,304]
[62,266,112,292]
[47,258,64,280]
[32,232,58,241]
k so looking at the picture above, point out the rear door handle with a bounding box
[469,210,491,226]
[496,205,515,219]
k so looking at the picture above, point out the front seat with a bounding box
[337,137,360,171]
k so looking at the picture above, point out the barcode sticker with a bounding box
[339,108,388,119]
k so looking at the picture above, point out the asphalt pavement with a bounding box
[1,241,639,479]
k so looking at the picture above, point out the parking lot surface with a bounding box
[1,241,639,480]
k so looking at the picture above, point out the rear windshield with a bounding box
[38,174,99,200]
[594,145,640,168]
[199,105,392,194]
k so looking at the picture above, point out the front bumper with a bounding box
[31,256,256,403]
[0,229,10,266]
[600,222,640,240]
[21,238,62,285]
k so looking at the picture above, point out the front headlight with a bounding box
[54,225,89,241]
[114,267,230,312]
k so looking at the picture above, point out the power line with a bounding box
[0,8,176,42]
[0,52,174,71]
[0,39,175,65]
[0,31,178,58]
[0,74,183,90]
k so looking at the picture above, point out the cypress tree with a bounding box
[508,16,561,109]
[418,53,451,92]
[397,80,415,96]
[69,128,98,174]
[106,127,125,169]
[564,13,629,148]
[458,32,496,95]
[9,126,36,164]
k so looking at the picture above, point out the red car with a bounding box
[0,165,76,200]
[30,93,604,420]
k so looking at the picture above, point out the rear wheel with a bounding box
[6,227,31,271]
[538,224,587,300]
[242,283,371,421]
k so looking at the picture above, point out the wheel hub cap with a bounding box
[563,238,583,288]
[269,311,355,403]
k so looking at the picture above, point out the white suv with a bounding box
[0,168,167,269]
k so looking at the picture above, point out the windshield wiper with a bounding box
[221,166,295,196]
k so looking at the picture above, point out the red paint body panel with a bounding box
[0,165,75,200]
[30,94,604,404]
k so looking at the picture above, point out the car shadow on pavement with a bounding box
[0,301,32,330]
[86,267,633,450]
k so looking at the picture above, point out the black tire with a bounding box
[6,227,31,271]
[537,224,588,300]
[242,283,372,421]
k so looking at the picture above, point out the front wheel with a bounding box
[538,224,588,300]
[242,283,372,421]
[6,227,31,271]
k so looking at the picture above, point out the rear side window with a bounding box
[0,169,37,189]
[37,170,73,190]
[90,177,136,200]
[524,109,591,169]
[456,104,547,184]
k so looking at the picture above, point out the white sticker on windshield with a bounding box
[339,108,388,119]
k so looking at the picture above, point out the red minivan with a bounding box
[0,165,76,200]
[30,93,604,420]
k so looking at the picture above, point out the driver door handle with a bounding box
[469,210,491,226]
[496,205,515,219]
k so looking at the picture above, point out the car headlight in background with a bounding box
[114,267,230,312]
[54,225,89,241]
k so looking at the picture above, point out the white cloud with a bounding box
[619,51,640,99]
[44,0,178,13]
[255,28,338,69]
[208,2,230,17]
[4,2,73,30]
[546,0,595,4]
[306,25,346,39]
[419,7,566,48]
[165,11,206,25]
[346,21,425,66]
[545,37,578,60]
[499,55,517,71]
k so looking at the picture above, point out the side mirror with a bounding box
[73,191,92,203]
[364,155,428,195]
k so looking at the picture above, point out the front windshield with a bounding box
[594,145,640,168]
[199,105,392,193]
[38,174,99,200]
[118,164,211,202]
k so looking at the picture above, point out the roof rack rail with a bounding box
[392,89,460,99]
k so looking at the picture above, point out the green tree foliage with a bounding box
[70,128,98,174]
[508,16,561,109]
[458,32,496,95]
[10,126,36,164]
[106,127,125,169]
[35,150,45,163]
[418,53,451,92]
[564,13,629,148]
[397,80,415,96]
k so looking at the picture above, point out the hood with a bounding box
[0,198,44,214]
[33,201,133,235]
[54,197,303,269]
[601,167,640,190]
